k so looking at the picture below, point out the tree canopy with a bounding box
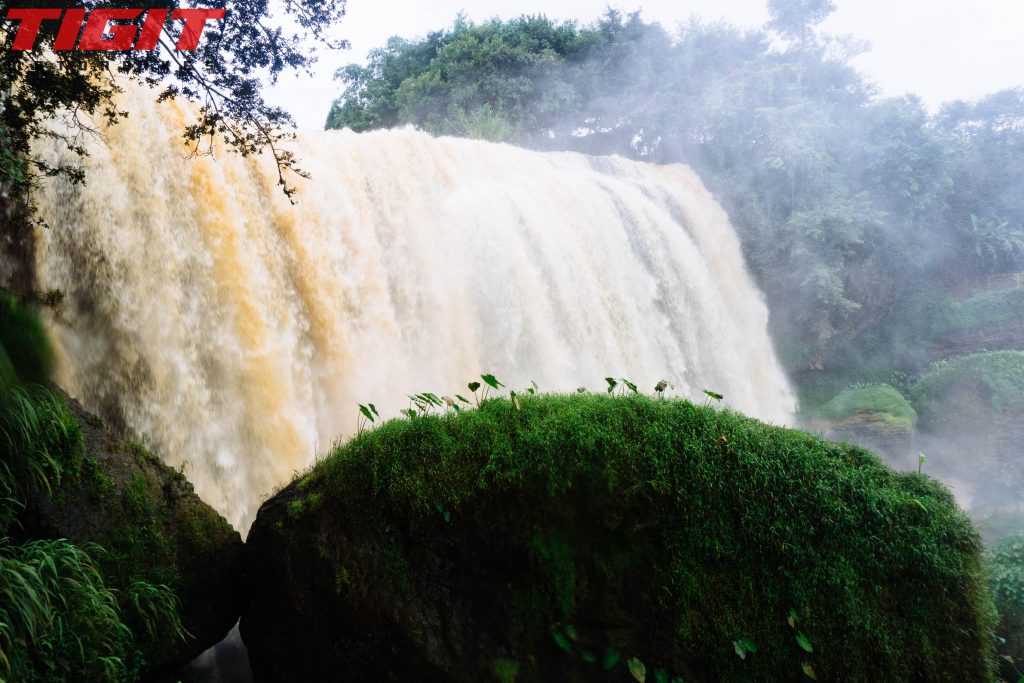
[1,0,349,202]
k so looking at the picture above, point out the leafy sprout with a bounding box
[703,389,724,401]
[356,403,379,435]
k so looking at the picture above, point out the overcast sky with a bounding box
[265,0,1024,130]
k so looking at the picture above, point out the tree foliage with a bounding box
[1,0,349,203]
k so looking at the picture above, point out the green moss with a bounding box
[816,384,917,427]
[912,351,1024,427]
[289,393,995,681]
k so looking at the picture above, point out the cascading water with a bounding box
[32,85,795,531]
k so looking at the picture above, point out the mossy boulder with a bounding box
[988,532,1024,682]
[243,394,995,682]
[20,389,245,679]
[812,384,916,462]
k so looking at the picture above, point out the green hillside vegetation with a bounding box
[252,393,996,681]
[933,289,1024,338]
[913,351,1024,429]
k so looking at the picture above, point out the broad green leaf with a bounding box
[733,640,746,660]
[603,648,620,670]
[468,382,481,392]
[481,373,504,389]
[368,403,379,418]
[654,668,669,683]
[580,649,596,665]
[703,389,724,401]
[802,662,817,679]
[358,404,374,422]
[627,657,646,682]
[455,394,470,404]
[796,633,813,653]
[552,630,572,654]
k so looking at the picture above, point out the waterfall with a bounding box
[31,85,796,530]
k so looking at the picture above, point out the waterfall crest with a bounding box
[33,86,795,529]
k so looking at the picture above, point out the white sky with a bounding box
[265,0,1024,130]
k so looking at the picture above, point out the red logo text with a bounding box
[5,7,225,51]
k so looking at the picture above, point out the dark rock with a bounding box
[21,388,245,680]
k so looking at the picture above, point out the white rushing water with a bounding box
[32,86,795,530]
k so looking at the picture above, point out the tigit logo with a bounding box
[4,7,225,51]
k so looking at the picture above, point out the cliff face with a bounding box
[20,389,245,680]
[242,394,996,683]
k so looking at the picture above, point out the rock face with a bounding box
[21,389,245,680]
[242,394,996,682]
